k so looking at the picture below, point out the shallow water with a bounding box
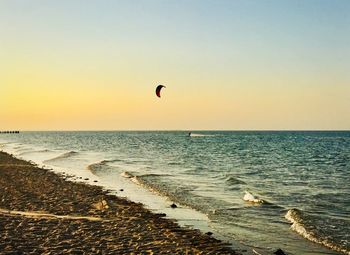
[1,131,349,254]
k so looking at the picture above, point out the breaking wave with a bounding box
[285,209,349,255]
[123,173,220,214]
[87,160,110,174]
[190,133,216,137]
[87,159,127,176]
[243,191,264,204]
[225,176,246,186]
[43,151,78,163]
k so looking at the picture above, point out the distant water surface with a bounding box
[1,131,349,255]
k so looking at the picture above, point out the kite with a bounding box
[156,85,166,98]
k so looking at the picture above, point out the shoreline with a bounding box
[0,151,240,254]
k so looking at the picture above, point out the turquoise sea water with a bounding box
[0,131,349,254]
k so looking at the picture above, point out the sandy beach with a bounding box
[0,151,239,254]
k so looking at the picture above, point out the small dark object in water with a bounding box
[274,248,287,255]
[206,232,213,236]
[119,189,124,192]
[93,180,98,182]
[84,178,89,181]
[170,203,177,208]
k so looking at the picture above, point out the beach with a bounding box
[1,131,348,255]
[0,151,238,254]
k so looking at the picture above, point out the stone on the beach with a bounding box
[119,189,124,192]
[206,232,213,236]
[101,200,108,207]
[274,248,287,255]
[170,203,177,208]
[92,200,109,210]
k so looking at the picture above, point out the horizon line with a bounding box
[2,129,349,132]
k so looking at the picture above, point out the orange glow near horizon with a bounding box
[1,1,349,130]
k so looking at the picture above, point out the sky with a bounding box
[1,0,349,130]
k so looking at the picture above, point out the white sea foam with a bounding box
[189,133,215,137]
[243,191,263,204]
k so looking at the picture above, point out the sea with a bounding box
[0,131,349,255]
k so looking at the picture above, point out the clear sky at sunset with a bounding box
[1,0,349,130]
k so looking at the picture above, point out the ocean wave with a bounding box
[120,173,170,196]
[189,133,216,137]
[120,172,172,181]
[127,174,214,214]
[139,173,173,178]
[131,175,173,198]
[243,191,264,204]
[43,151,78,163]
[18,149,51,156]
[87,161,106,174]
[285,209,349,255]
[225,176,246,186]
[168,161,181,166]
[87,159,126,175]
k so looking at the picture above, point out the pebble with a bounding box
[274,248,287,255]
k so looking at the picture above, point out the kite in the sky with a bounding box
[156,85,166,98]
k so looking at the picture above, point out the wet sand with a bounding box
[0,151,239,254]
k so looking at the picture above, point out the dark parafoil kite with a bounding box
[155,85,166,98]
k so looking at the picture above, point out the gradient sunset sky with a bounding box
[1,0,349,130]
